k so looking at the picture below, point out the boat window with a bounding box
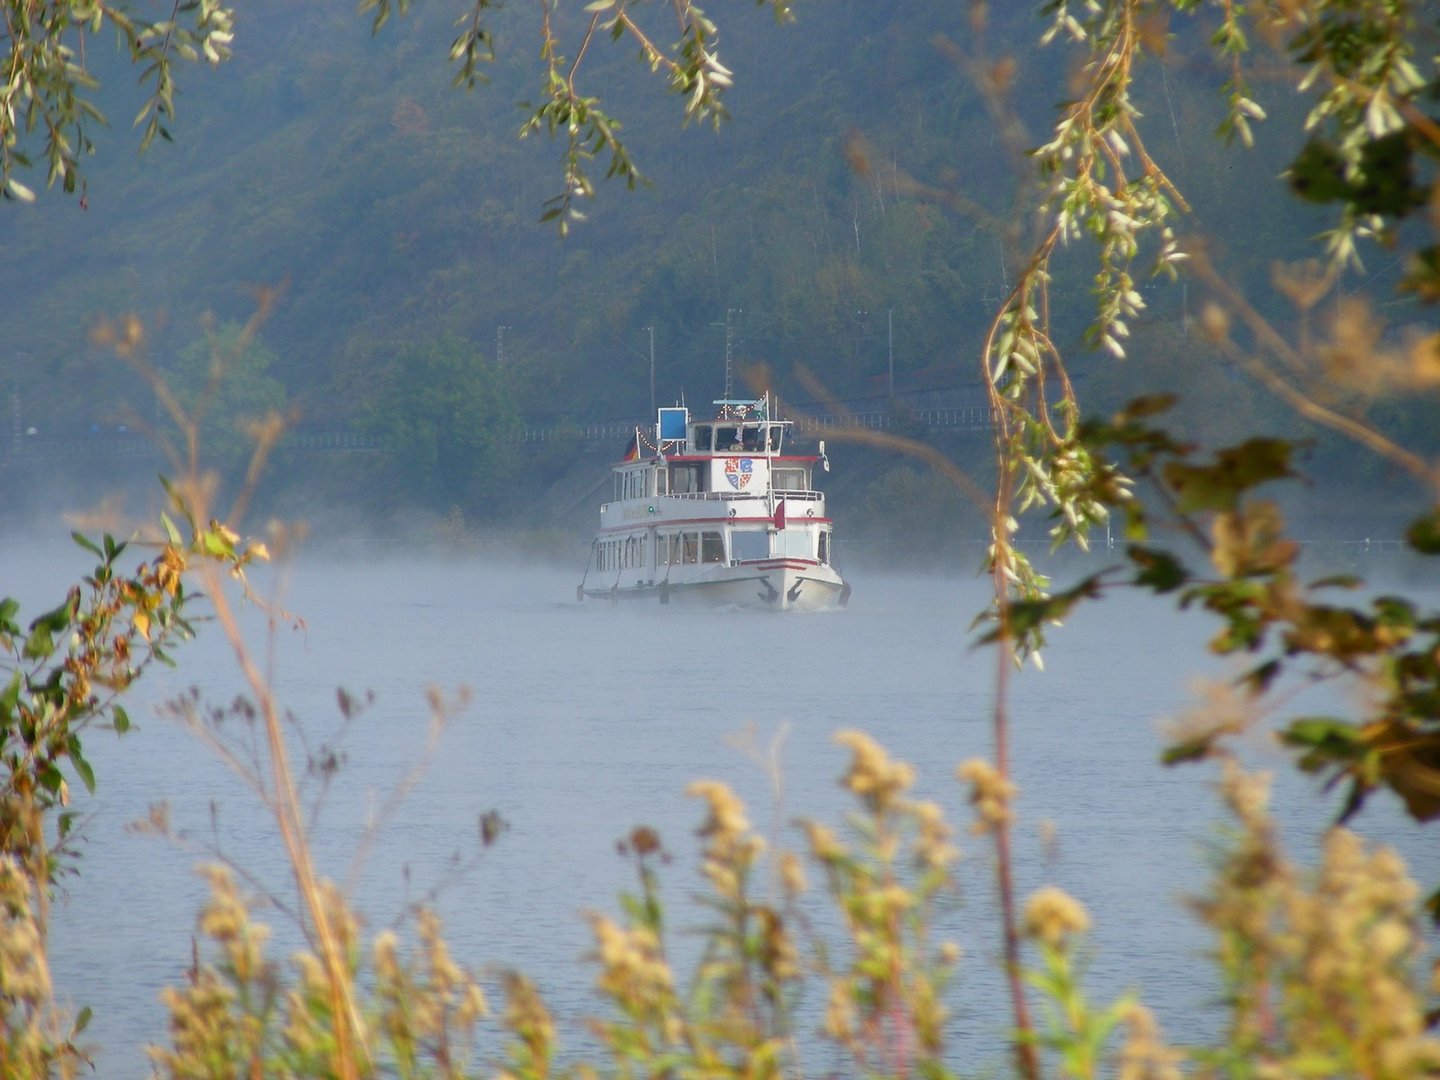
[741,426,761,451]
[716,426,742,450]
[773,466,809,491]
[818,530,829,565]
[766,425,783,453]
[655,466,668,495]
[693,425,713,452]
[701,532,725,563]
[731,531,768,562]
[682,533,699,564]
[775,530,814,559]
[669,463,702,494]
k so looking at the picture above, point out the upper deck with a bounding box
[603,398,829,516]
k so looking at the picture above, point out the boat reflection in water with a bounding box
[578,395,849,611]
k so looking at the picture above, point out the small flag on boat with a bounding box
[622,429,642,462]
[772,499,787,531]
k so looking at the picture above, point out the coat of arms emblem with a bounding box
[724,457,753,490]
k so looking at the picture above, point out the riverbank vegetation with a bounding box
[3,1,1440,1077]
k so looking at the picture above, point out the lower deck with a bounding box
[590,520,835,578]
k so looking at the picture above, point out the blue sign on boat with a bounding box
[657,407,688,442]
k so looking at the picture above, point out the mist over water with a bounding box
[4,540,1434,1079]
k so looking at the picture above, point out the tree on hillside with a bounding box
[165,320,287,470]
[362,335,521,514]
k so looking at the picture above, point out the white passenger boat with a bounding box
[578,396,849,611]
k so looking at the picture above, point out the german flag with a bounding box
[622,429,642,462]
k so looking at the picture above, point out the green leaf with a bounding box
[0,672,20,718]
[1117,393,1177,420]
[1280,716,1366,774]
[23,625,55,661]
[71,531,103,558]
[1308,574,1362,590]
[38,762,64,794]
[0,597,19,636]
[1406,507,1440,554]
[1399,245,1440,302]
[1162,738,1214,766]
[113,706,131,735]
[160,511,183,546]
[1163,438,1296,513]
[70,746,97,794]
[29,599,75,635]
[974,573,1107,648]
[1128,545,1188,593]
[1288,138,1353,204]
[200,529,233,558]
[1239,658,1282,693]
[5,178,36,203]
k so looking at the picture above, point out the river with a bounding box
[4,542,1435,1078]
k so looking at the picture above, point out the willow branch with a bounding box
[1189,249,1440,497]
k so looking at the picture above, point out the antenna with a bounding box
[724,308,740,401]
[645,325,655,418]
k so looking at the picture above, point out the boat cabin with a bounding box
[611,401,819,499]
[612,451,813,499]
[686,420,784,455]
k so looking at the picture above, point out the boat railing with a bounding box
[660,489,823,503]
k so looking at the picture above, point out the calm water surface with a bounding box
[5,544,1434,1078]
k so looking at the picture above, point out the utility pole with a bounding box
[645,325,655,418]
[887,309,894,398]
[723,309,740,401]
[10,359,19,455]
[709,309,741,404]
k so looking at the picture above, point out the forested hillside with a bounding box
[1,2,1430,547]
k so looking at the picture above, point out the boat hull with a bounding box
[582,562,848,612]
